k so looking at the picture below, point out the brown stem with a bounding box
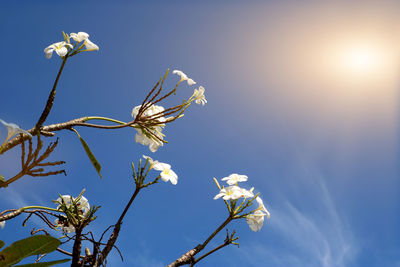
[166,216,233,267]
[0,209,21,221]
[94,186,141,267]
[71,227,83,266]
[0,116,137,155]
[35,56,68,132]
[191,231,238,266]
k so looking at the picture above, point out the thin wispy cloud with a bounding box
[239,176,357,267]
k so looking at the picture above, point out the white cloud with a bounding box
[239,177,358,267]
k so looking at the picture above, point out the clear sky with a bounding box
[0,1,399,266]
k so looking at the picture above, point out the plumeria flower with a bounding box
[44,41,73,59]
[143,155,177,184]
[214,185,244,201]
[70,31,99,51]
[193,86,207,106]
[153,162,178,185]
[56,195,90,217]
[132,104,166,152]
[246,210,266,232]
[173,70,196,86]
[54,217,75,234]
[70,32,89,42]
[0,119,32,144]
[256,196,270,219]
[135,128,164,152]
[142,155,159,169]
[54,194,90,233]
[239,187,254,198]
[221,173,248,185]
[0,221,5,229]
[132,104,166,123]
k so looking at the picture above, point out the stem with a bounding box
[201,216,233,249]
[116,186,140,226]
[191,242,230,266]
[1,171,25,188]
[35,56,68,132]
[20,206,59,212]
[85,116,127,125]
[167,215,233,267]
[94,186,141,266]
[71,227,83,266]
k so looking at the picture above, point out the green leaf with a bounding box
[0,235,60,266]
[72,129,102,179]
[13,258,70,267]
[0,241,4,250]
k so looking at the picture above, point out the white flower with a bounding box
[132,104,166,122]
[142,155,160,169]
[246,210,266,232]
[0,119,32,143]
[193,86,207,106]
[70,32,89,42]
[256,196,270,219]
[54,217,75,233]
[70,32,99,51]
[56,195,90,216]
[240,187,254,198]
[143,155,177,184]
[173,70,196,86]
[135,128,163,152]
[132,104,166,152]
[0,221,5,229]
[214,185,244,200]
[221,173,248,185]
[54,194,90,233]
[153,162,178,185]
[83,39,99,51]
[44,41,73,59]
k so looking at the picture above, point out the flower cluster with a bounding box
[130,70,207,152]
[54,194,90,233]
[214,173,270,232]
[143,155,178,185]
[132,104,167,152]
[44,31,99,59]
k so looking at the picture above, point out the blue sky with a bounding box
[0,1,399,266]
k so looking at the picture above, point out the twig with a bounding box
[166,216,234,267]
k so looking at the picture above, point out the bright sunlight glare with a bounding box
[340,44,384,75]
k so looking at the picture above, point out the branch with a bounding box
[190,230,239,266]
[166,215,234,267]
[0,137,66,187]
[34,56,68,133]
[93,186,141,267]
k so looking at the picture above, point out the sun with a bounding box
[340,44,383,75]
[324,39,398,86]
